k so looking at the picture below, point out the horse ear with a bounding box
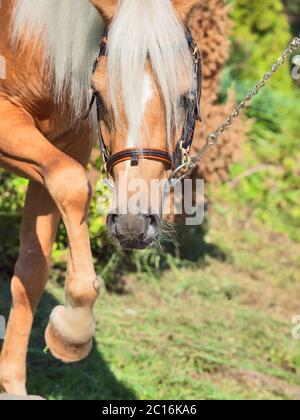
[172,0,198,22]
[89,0,119,23]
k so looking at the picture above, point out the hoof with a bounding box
[44,322,92,364]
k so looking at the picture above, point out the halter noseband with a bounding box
[86,26,202,176]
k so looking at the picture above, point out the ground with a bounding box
[1,202,300,400]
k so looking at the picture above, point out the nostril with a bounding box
[107,213,119,238]
[148,214,161,229]
[144,214,161,242]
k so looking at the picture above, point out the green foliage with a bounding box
[284,0,300,19]
[220,86,300,241]
[220,0,300,241]
[0,171,27,214]
[0,172,27,274]
[230,0,293,91]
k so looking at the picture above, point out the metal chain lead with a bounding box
[168,36,300,186]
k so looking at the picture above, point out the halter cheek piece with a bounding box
[86,26,202,176]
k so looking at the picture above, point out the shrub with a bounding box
[0,172,27,276]
[217,0,300,241]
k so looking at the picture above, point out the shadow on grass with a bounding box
[0,215,226,399]
[0,279,136,400]
[173,224,226,263]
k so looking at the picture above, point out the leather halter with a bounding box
[105,149,173,174]
[86,26,202,176]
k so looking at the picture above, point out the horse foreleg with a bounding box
[43,128,101,364]
[0,103,100,365]
[0,182,60,396]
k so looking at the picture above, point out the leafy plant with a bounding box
[0,171,27,275]
[218,0,300,241]
[230,0,294,91]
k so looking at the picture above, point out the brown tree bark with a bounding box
[187,0,247,183]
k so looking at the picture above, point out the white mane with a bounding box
[11,0,104,118]
[11,0,194,143]
[108,0,194,144]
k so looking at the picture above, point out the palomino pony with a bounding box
[0,0,200,396]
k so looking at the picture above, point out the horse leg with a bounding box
[0,182,60,396]
[43,126,100,364]
[0,102,99,365]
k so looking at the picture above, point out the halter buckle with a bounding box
[131,155,139,167]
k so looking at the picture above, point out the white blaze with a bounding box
[127,72,154,148]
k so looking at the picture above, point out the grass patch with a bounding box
[1,203,300,400]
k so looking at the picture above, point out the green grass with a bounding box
[1,203,300,400]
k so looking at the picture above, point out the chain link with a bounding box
[168,36,300,186]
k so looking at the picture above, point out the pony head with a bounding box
[91,0,199,250]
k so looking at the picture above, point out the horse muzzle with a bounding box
[107,212,161,250]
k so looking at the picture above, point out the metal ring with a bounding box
[207,134,218,146]
[167,162,196,187]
